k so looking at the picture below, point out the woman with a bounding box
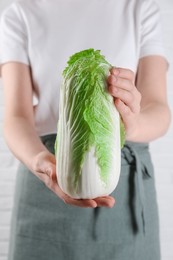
[0,0,171,259]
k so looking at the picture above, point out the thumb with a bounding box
[33,151,57,182]
[44,163,57,182]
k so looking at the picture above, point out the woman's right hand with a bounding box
[31,150,115,208]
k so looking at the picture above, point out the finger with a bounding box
[35,163,57,189]
[108,76,134,92]
[111,67,135,82]
[34,152,56,179]
[94,196,115,208]
[51,183,98,208]
[109,85,134,111]
[111,85,141,113]
[66,198,97,208]
[36,163,56,183]
[48,166,57,182]
[62,194,97,208]
[107,74,117,86]
[114,98,131,118]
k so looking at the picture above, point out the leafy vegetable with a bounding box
[55,49,125,199]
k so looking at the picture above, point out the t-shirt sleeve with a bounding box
[140,0,167,60]
[0,4,29,76]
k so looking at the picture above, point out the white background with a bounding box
[0,0,173,259]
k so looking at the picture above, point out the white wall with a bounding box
[0,1,18,259]
[0,0,173,259]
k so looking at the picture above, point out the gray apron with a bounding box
[8,134,160,260]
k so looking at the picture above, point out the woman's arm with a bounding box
[2,63,47,166]
[108,56,171,142]
[2,62,115,208]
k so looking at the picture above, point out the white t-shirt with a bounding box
[0,0,166,136]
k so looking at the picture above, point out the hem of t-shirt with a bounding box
[0,55,30,77]
[139,45,169,66]
[38,132,57,138]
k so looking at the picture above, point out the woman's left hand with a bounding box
[107,67,141,141]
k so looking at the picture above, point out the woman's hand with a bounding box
[107,67,141,140]
[31,150,115,208]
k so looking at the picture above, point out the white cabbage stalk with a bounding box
[55,49,125,199]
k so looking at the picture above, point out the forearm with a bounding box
[3,116,48,170]
[127,102,171,143]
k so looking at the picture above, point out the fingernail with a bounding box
[112,68,120,76]
[108,76,117,86]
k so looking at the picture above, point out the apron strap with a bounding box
[122,142,148,235]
